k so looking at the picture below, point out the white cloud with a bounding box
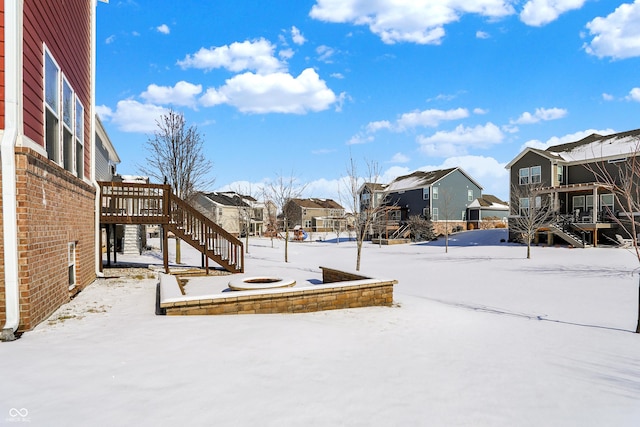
[602,93,614,101]
[366,120,392,133]
[316,45,336,62]
[627,87,640,102]
[512,107,567,124]
[396,108,469,130]
[331,72,345,79]
[291,26,306,45]
[140,81,203,109]
[108,99,169,133]
[177,39,285,74]
[521,128,616,151]
[366,108,469,134]
[309,0,515,45]
[279,48,295,60]
[390,153,410,163]
[584,1,640,59]
[417,122,504,157]
[476,31,490,39]
[156,24,170,34]
[105,35,116,44]
[346,134,374,145]
[520,0,586,27]
[199,68,337,114]
[473,107,488,115]
[95,105,113,121]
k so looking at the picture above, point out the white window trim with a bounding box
[68,242,77,290]
[423,187,429,200]
[519,168,529,185]
[432,207,439,221]
[44,47,61,165]
[467,189,473,202]
[433,187,439,200]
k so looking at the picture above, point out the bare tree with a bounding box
[406,214,435,242]
[267,173,306,262]
[586,145,640,333]
[140,109,214,198]
[343,157,387,271]
[509,184,554,259]
[439,189,456,253]
[140,109,214,263]
[230,183,261,254]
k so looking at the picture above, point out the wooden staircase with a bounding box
[99,181,244,273]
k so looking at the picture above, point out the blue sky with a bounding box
[95,0,640,202]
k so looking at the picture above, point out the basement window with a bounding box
[68,242,77,290]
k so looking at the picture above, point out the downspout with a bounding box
[1,0,23,341]
[90,0,104,278]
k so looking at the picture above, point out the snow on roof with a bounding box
[548,130,640,163]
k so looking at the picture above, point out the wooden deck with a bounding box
[98,181,244,274]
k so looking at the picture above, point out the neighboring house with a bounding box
[194,192,264,237]
[385,168,483,235]
[505,128,640,247]
[358,182,388,211]
[95,115,120,181]
[1,1,101,339]
[285,198,346,233]
[466,195,509,229]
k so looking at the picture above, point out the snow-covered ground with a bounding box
[2,229,640,426]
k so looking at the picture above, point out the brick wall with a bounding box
[13,148,96,330]
[160,268,396,316]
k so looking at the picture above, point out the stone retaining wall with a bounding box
[159,267,396,316]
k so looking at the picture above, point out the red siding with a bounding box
[23,0,92,178]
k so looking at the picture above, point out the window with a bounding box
[519,168,529,185]
[44,47,84,178]
[461,210,466,221]
[62,78,73,172]
[432,186,438,200]
[557,165,564,184]
[467,189,474,202]
[572,195,585,211]
[600,193,614,209]
[45,51,60,163]
[68,242,76,290]
[519,197,529,216]
[423,187,429,200]
[304,220,312,228]
[535,196,542,209]
[75,98,84,178]
[530,166,541,184]
[422,208,430,218]
[585,195,594,210]
[432,208,439,221]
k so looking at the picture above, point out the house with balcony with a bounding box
[285,198,346,234]
[384,168,483,236]
[194,191,264,237]
[505,128,640,247]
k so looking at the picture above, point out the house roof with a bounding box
[357,182,388,195]
[387,167,483,192]
[289,198,344,210]
[202,192,249,208]
[468,194,509,209]
[506,128,640,168]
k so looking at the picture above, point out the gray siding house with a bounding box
[505,128,640,246]
[386,167,483,235]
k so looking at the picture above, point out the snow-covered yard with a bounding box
[2,229,640,426]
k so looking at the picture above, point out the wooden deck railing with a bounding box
[98,181,243,273]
